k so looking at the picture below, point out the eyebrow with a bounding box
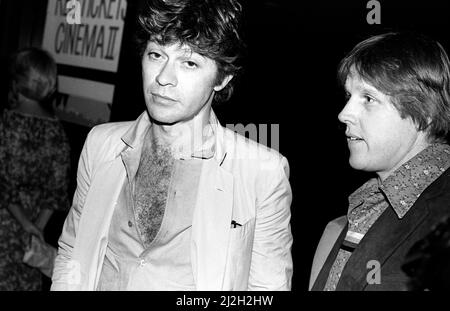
[147,43,206,61]
[346,80,380,94]
[180,49,206,61]
[358,86,379,95]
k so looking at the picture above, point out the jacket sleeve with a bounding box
[51,129,95,291]
[248,155,293,290]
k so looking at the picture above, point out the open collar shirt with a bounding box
[96,112,217,290]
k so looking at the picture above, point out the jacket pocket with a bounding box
[226,218,256,290]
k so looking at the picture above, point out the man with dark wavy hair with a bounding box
[309,32,450,291]
[51,0,292,291]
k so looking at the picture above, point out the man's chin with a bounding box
[348,156,366,171]
[146,109,180,126]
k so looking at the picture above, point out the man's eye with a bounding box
[364,95,375,103]
[184,61,198,68]
[148,52,162,60]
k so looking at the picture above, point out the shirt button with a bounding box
[128,220,133,227]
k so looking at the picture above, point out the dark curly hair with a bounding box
[135,0,244,104]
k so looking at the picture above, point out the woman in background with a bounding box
[0,47,70,290]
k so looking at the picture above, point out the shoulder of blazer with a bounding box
[220,125,288,174]
[85,120,134,164]
[417,167,450,220]
[422,166,450,201]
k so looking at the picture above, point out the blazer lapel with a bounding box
[73,157,126,290]
[311,221,348,290]
[309,216,347,290]
[191,157,234,290]
[336,200,429,290]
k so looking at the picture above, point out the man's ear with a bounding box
[213,75,233,92]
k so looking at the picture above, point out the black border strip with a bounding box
[57,64,117,85]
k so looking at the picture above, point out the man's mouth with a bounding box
[151,92,177,102]
[348,136,363,141]
[346,133,364,141]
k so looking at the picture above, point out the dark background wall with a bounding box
[1,0,450,292]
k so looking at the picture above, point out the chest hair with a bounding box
[133,138,174,247]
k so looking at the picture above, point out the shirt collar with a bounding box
[348,143,450,219]
[121,110,219,161]
[348,177,380,212]
[379,143,450,218]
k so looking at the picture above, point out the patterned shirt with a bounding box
[0,109,70,290]
[324,143,450,291]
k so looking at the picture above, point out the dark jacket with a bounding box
[311,168,450,291]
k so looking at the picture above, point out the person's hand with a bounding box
[23,222,45,242]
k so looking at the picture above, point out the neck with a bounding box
[377,138,431,182]
[12,93,53,118]
[149,104,212,158]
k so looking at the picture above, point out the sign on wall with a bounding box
[41,0,127,127]
[42,0,126,72]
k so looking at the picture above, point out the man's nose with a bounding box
[156,62,177,86]
[338,98,357,125]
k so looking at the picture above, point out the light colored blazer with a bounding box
[51,111,293,291]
